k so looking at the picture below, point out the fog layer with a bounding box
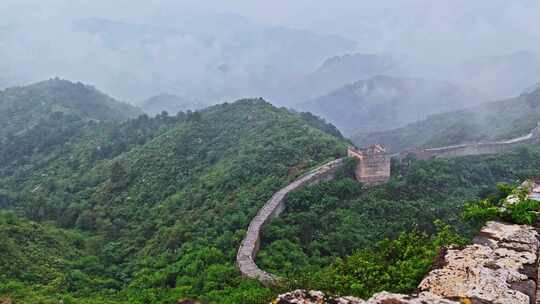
[1,0,540,104]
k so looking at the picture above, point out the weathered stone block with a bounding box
[419,222,539,304]
[273,221,540,304]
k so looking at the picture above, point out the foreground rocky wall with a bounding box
[275,221,540,304]
[237,158,345,286]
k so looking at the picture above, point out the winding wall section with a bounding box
[236,158,345,286]
[238,124,540,287]
[400,123,540,160]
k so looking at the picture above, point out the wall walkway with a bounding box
[400,123,540,160]
[236,158,345,286]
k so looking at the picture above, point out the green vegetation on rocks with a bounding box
[464,183,540,225]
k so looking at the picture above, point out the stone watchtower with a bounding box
[347,144,391,185]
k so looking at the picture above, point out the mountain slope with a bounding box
[353,87,540,152]
[0,78,140,138]
[297,75,481,134]
[456,51,540,100]
[0,98,347,303]
[255,146,540,299]
[276,53,398,103]
[0,79,141,176]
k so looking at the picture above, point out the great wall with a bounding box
[236,145,393,286]
[399,122,540,160]
[236,158,346,286]
[236,123,540,291]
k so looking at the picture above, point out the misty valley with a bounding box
[2,2,540,304]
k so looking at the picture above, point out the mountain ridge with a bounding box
[297,75,481,134]
[0,78,140,136]
[353,87,540,152]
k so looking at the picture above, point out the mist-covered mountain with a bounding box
[297,75,481,134]
[137,93,204,116]
[0,78,140,138]
[455,51,540,100]
[524,81,540,95]
[5,1,540,107]
[353,87,540,152]
[275,53,400,103]
[0,15,355,104]
[277,49,540,107]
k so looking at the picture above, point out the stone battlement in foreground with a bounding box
[275,220,540,304]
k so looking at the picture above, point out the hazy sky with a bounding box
[1,0,540,102]
[4,0,539,50]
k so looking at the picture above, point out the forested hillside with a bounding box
[0,97,347,303]
[353,87,540,152]
[0,79,142,176]
[0,79,140,138]
[4,82,540,304]
[258,145,540,298]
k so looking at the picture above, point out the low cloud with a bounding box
[1,0,540,103]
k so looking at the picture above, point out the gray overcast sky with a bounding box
[4,0,540,47]
[1,0,540,101]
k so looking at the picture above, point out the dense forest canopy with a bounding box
[0,88,350,303]
[0,79,140,138]
[2,78,540,304]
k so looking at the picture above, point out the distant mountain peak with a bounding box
[0,79,141,138]
[297,75,481,135]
